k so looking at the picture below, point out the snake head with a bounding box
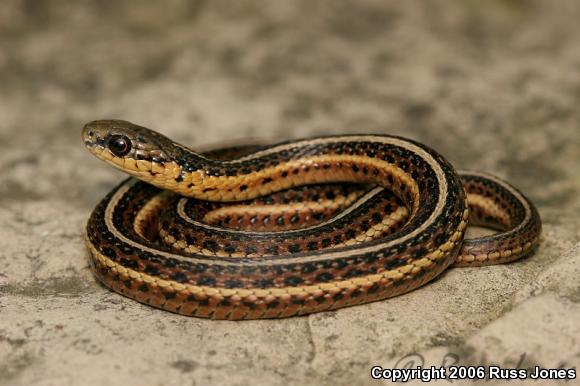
[82,119,179,175]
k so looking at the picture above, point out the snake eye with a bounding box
[108,135,132,157]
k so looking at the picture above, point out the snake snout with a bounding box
[82,122,99,148]
[82,120,120,150]
[82,123,104,150]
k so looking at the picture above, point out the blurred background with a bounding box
[1,1,579,385]
[1,0,579,207]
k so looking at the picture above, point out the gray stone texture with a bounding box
[1,1,579,385]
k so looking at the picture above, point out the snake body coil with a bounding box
[82,120,541,320]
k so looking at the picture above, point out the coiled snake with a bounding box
[82,120,541,320]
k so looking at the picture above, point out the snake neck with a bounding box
[149,164,420,232]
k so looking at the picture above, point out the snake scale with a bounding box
[82,120,541,320]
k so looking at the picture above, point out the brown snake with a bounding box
[82,120,542,320]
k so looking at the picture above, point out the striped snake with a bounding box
[82,120,541,320]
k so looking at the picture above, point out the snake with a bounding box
[82,119,542,320]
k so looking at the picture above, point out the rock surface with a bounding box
[1,1,579,385]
